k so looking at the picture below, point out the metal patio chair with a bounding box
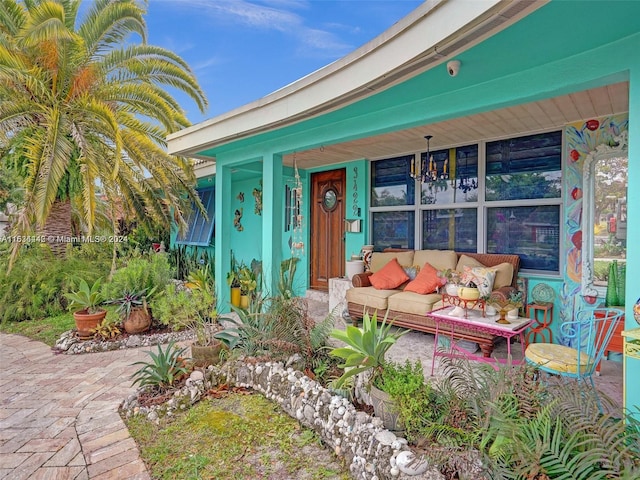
[525,306,624,411]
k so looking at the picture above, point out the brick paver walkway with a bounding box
[0,333,150,479]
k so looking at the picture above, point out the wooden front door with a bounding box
[310,169,346,291]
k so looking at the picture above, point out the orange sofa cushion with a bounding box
[369,258,409,290]
[404,262,440,294]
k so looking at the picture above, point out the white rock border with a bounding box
[118,359,489,480]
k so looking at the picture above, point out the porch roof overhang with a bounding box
[168,0,637,171]
[167,0,546,161]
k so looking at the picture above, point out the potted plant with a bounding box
[237,263,257,309]
[330,310,409,430]
[487,290,524,324]
[226,251,241,307]
[65,278,107,339]
[438,268,463,296]
[111,287,156,334]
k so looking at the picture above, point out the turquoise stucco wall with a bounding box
[183,1,640,411]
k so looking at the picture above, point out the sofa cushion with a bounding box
[346,287,398,310]
[492,262,515,289]
[414,249,457,271]
[405,262,440,295]
[370,258,409,289]
[387,291,442,315]
[370,251,415,272]
[456,254,485,272]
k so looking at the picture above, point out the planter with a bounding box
[123,307,151,334]
[345,260,364,280]
[457,287,480,301]
[73,309,107,339]
[230,287,241,307]
[370,384,403,432]
[191,341,225,367]
[240,294,250,310]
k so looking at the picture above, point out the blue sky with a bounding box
[143,0,423,125]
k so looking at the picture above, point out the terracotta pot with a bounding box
[73,309,107,339]
[191,341,225,367]
[123,307,151,334]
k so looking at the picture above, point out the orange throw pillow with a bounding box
[369,258,409,290]
[404,262,440,294]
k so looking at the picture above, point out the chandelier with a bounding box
[410,135,448,183]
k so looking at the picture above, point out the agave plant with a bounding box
[65,278,105,314]
[329,310,408,389]
[130,341,191,389]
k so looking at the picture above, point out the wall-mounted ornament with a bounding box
[237,192,244,202]
[253,181,263,215]
[352,166,359,217]
[234,208,243,231]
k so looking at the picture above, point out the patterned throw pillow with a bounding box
[403,266,420,280]
[369,258,410,290]
[461,266,497,297]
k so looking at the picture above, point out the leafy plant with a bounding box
[103,255,172,301]
[187,264,214,293]
[91,317,121,340]
[65,278,105,314]
[329,310,408,388]
[131,341,191,389]
[278,257,299,299]
[0,245,110,322]
[375,360,448,442]
[226,250,240,288]
[238,264,257,296]
[151,283,216,332]
[111,288,155,321]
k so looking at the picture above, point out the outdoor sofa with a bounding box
[346,249,521,358]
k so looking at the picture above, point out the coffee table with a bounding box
[427,305,533,375]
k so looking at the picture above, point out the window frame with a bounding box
[368,130,563,274]
[176,186,215,246]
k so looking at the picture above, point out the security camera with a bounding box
[447,60,461,77]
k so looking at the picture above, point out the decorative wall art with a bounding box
[234,208,243,231]
[253,181,263,215]
[236,192,244,202]
[352,166,359,217]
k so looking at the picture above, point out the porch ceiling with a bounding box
[282,81,629,170]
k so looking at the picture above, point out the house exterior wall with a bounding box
[175,1,640,412]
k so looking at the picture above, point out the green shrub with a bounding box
[103,254,172,301]
[0,244,110,322]
[131,341,191,389]
[150,283,216,331]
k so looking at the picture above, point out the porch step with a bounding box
[305,289,329,304]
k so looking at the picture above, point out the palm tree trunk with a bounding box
[41,199,72,257]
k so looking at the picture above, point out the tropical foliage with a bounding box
[0,0,208,265]
[131,341,190,389]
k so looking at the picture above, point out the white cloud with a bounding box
[171,0,352,58]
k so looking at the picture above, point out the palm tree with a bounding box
[0,0,208,264]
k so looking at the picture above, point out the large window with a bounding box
[370,132,562,272]
[176,187,215,246]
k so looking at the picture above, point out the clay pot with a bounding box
[370,385,403,432]
[73,309,107,339]
[191,341,225,367]
[123,308,151,334]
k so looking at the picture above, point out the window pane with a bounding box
[371,155,415,206]
[486,131,562,201]
[177,187,215,246]
[421,145,478,205]
[487,206,559,271]
[372,211,415,249]
[422,208,477,252]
